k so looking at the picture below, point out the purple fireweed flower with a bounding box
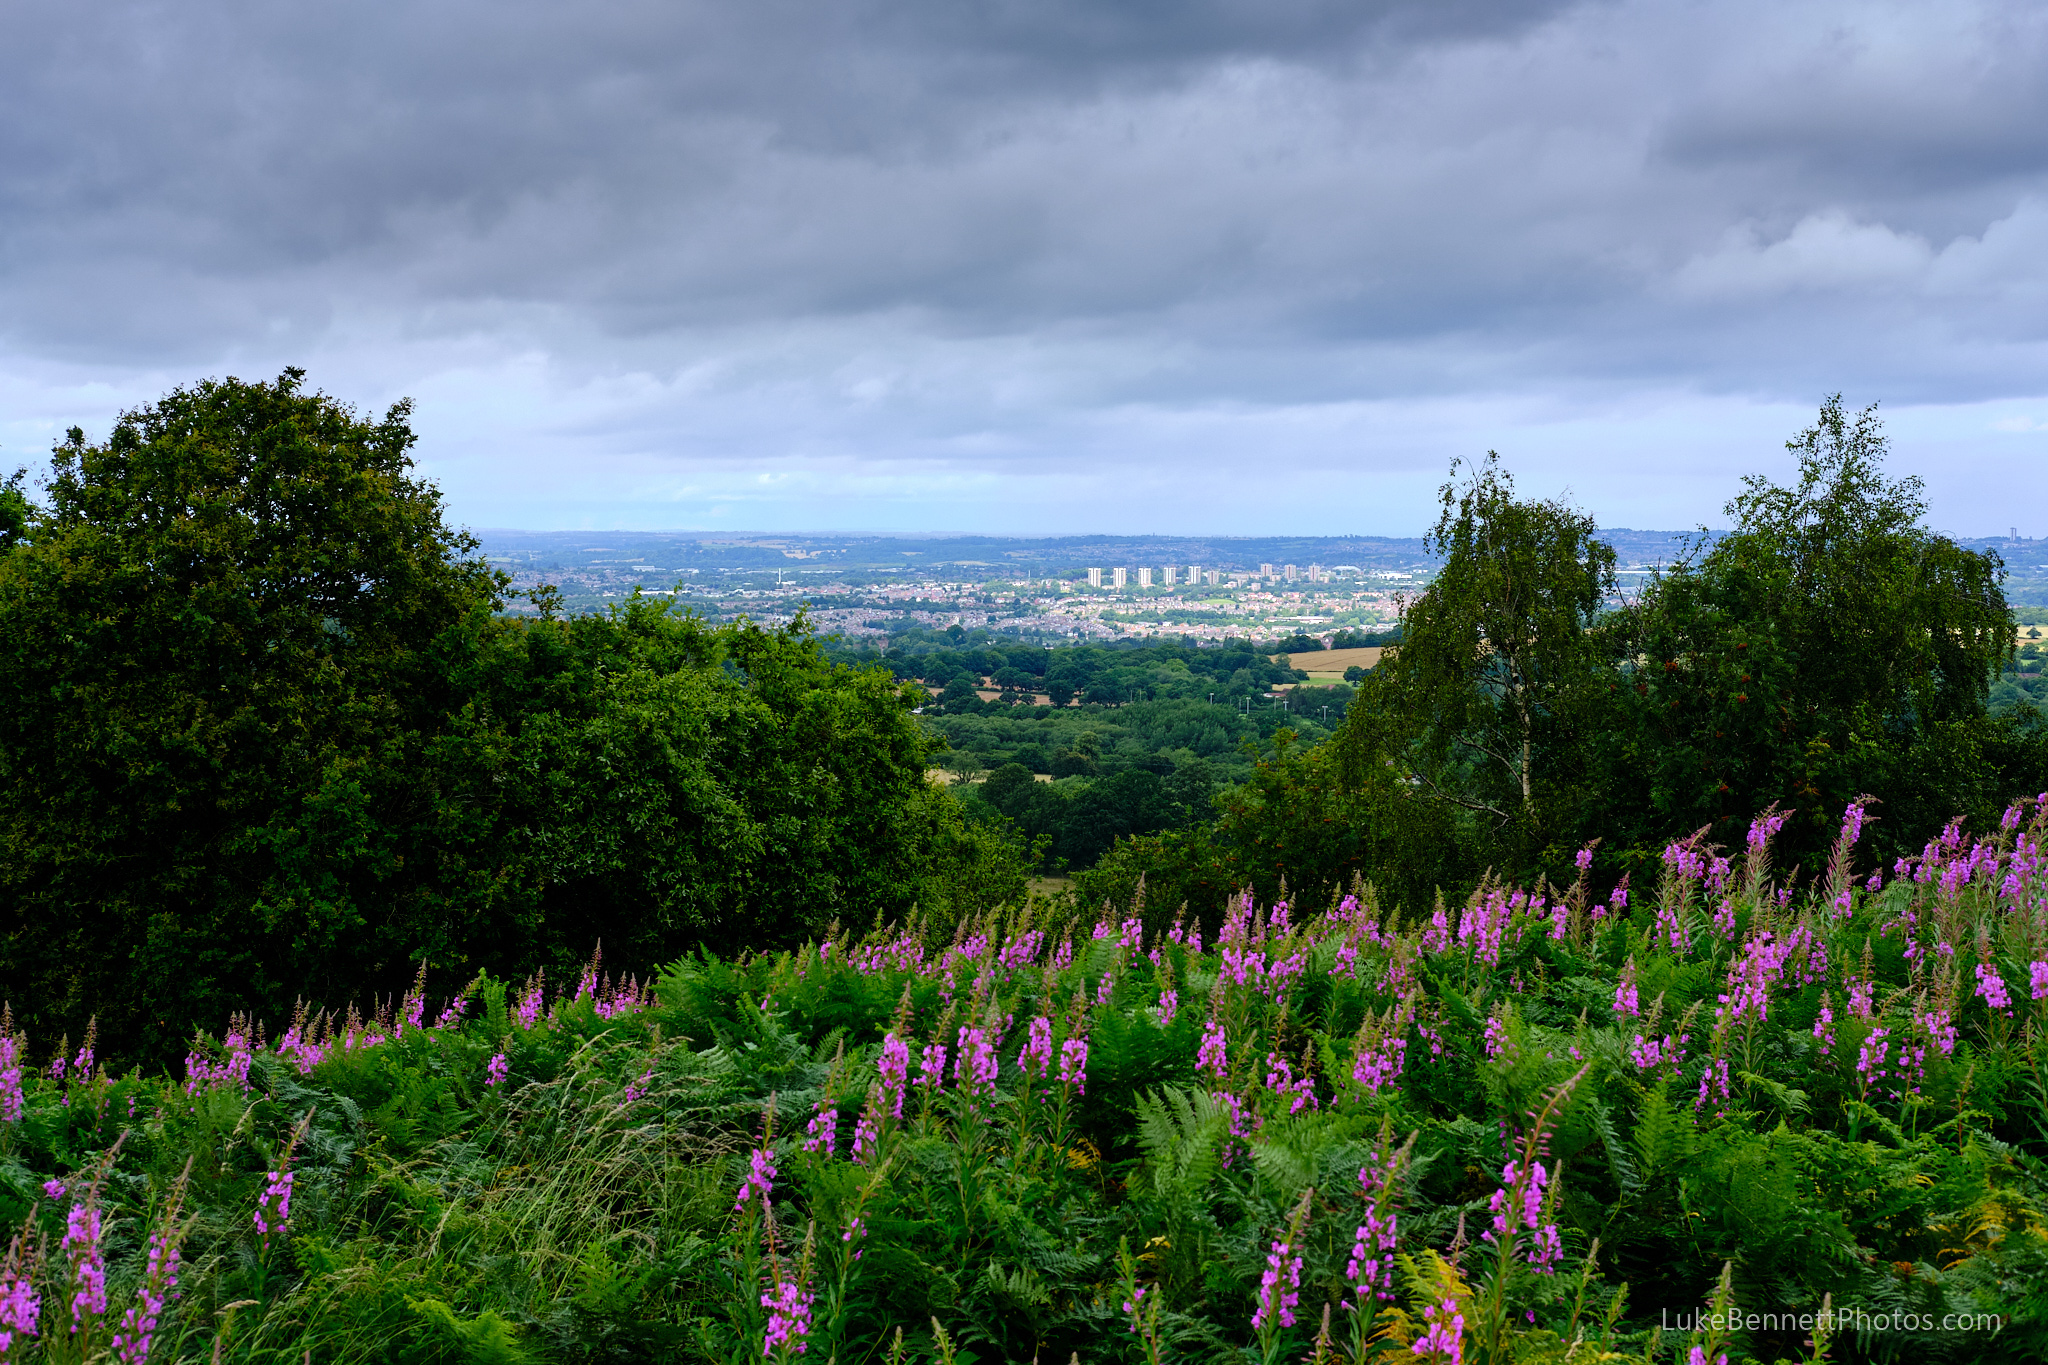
[1575,846,1594,873]
[1050,939,1074,971]
[516,976,545,1030]
[0,1230,39,1356]
[851,1103,881,1164]
[1653,903,1689,954]
[1484,1159,1564,1272]
[1613,960,1640,1018]
[760,1274,815,1357]
[917,1042,948,1099]
[1610,875,1630,913]
[44,1179,66,1200]
[0,1038,20,1124]
[485,1052,509,1087]
[1347,1158,1401,1304]
[735,1145,777,1212]
[1122,1281,1151,1332]
[801,1103,838,1156]
[1856,1027,1892,1092]
[1252,1236,1303,1330]
[1481,1013,1507,1062]
[954,1026,998,1102]
[877,1033,910,1119]
[1848,978,1875,1019]
[184,1021,254,1096]
[1841,800,1868,847]
[1918,1009,1958,1057]
[1976,964,2013,1015]
[996,930,1043,971]
[1412,1297,1465,1363]
[622,1068,654,1103]
[1156,989,1178,1026]
[1748,809,1789,853]
[1813,997,1836,1057]
[1197,1019,1229,1081]
[1017,1017,1054,1082]
[254,1168,294,1249]
[1057,1037,1088,1094]
[1263,1053,1318,1115]
[1695,1056,1732,1114]
[111,1227,182,1364]
[2032,961,2048,1001]
[65,1200,107,1329]
[274,1025,324,1077]
[1717,931,1794,1031]
[1663,840,1707,884]
[1420,906,1452,955]
[1630,1033,1680,1074]
[1351,1035,1408,1094]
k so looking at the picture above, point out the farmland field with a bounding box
[2,798,2044,1363]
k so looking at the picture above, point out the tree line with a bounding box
[5,376,2035,1068]
[0,373,1026,1064]
[1076,398,2047,929]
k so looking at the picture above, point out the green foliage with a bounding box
[0,373,1027,1066]
[1335,450,1617,872]
[7,793,2048,1362]
[1603,396,2019,868]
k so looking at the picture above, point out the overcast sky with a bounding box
[4,0,2045,535]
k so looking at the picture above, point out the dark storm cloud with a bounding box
[3,0,2047,532]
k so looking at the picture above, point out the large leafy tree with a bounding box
[1604,397,2019,864]
[0,371,506,1056]
[1339,452,1616,864]
[0,372,1020,1063]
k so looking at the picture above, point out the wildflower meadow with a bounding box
[1,797,2045,1362]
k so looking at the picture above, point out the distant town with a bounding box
[474,527,2048,645]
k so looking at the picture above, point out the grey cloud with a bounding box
[4,0,2048,533]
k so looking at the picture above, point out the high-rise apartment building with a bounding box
[1260,562,1275,577]
[1087,567,1103,588]
[1284,564,1298,582]
[1113,567,1128,588]
[1186,564,1201,586]
[1206,569,1220,586]
[1137,567,1153,588]
[1161,566,1176,586]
